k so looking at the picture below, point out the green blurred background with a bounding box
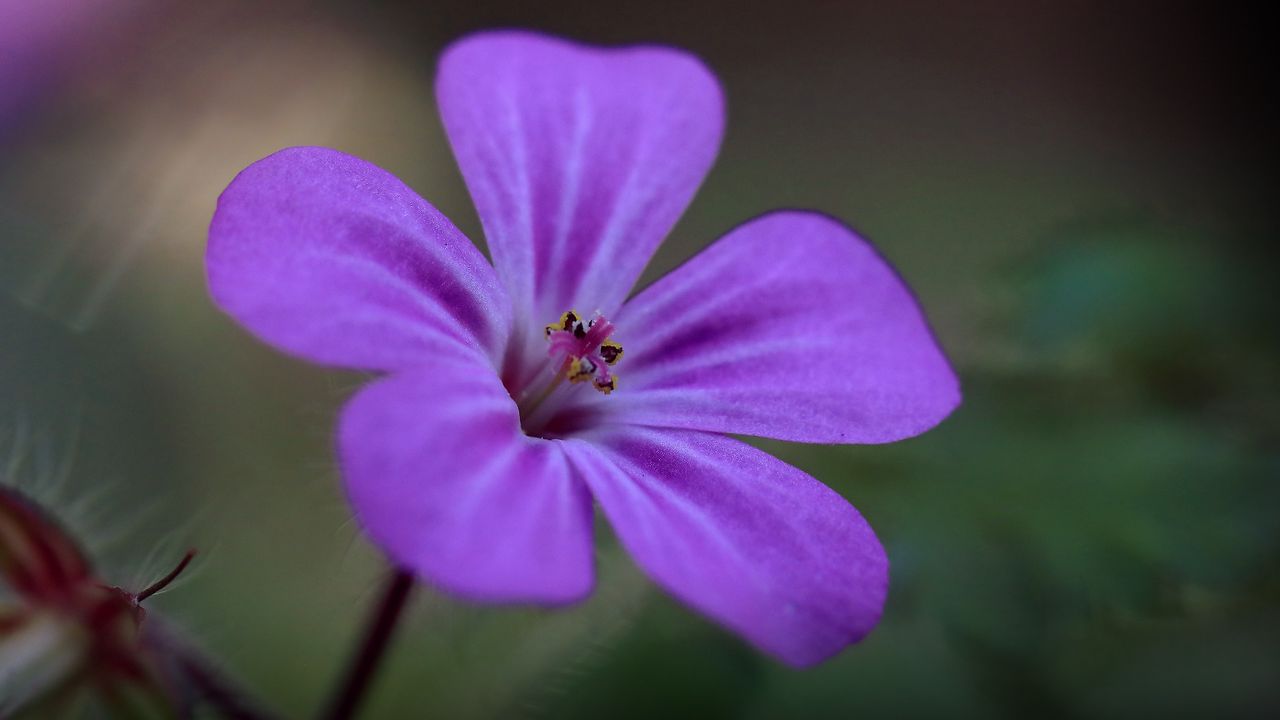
[2,1,1277,717]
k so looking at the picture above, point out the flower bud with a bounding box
[0,485,184,716]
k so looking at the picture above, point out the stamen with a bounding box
[543,309,622,395]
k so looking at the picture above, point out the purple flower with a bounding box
[206,31,959,666]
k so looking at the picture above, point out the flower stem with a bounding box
[176,646,281,720]
[146,615,282,720]
[320,568,415,720]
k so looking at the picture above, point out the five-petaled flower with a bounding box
[206,31,959,666]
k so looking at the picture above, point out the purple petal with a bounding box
[569,211,960,443]
[566,426,887,666]
[436,30,723,328]
[208,146,512,371]
[339,363,594,603]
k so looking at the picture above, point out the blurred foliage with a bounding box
[2,1,1277,718]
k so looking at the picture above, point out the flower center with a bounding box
[543,310,623,395]
[514,310,623,431]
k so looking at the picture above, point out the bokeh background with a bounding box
[3,1,1277,717]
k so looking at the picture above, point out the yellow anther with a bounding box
[545,310,581,337]
[567,357,596,383]
[599,340,623,365]
[594,374,617,395]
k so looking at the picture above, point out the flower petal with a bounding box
[338,364,593,603]
[436,30,723,328]
[572,211,960,443]
[208,146,512,371]
[566,426,887,666]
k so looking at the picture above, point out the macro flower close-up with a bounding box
[8,3,1273,717]
[207,30,959,667]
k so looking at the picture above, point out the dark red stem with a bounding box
[144,614,282,720]
[177,646,281,720]
[319,568,415,720]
